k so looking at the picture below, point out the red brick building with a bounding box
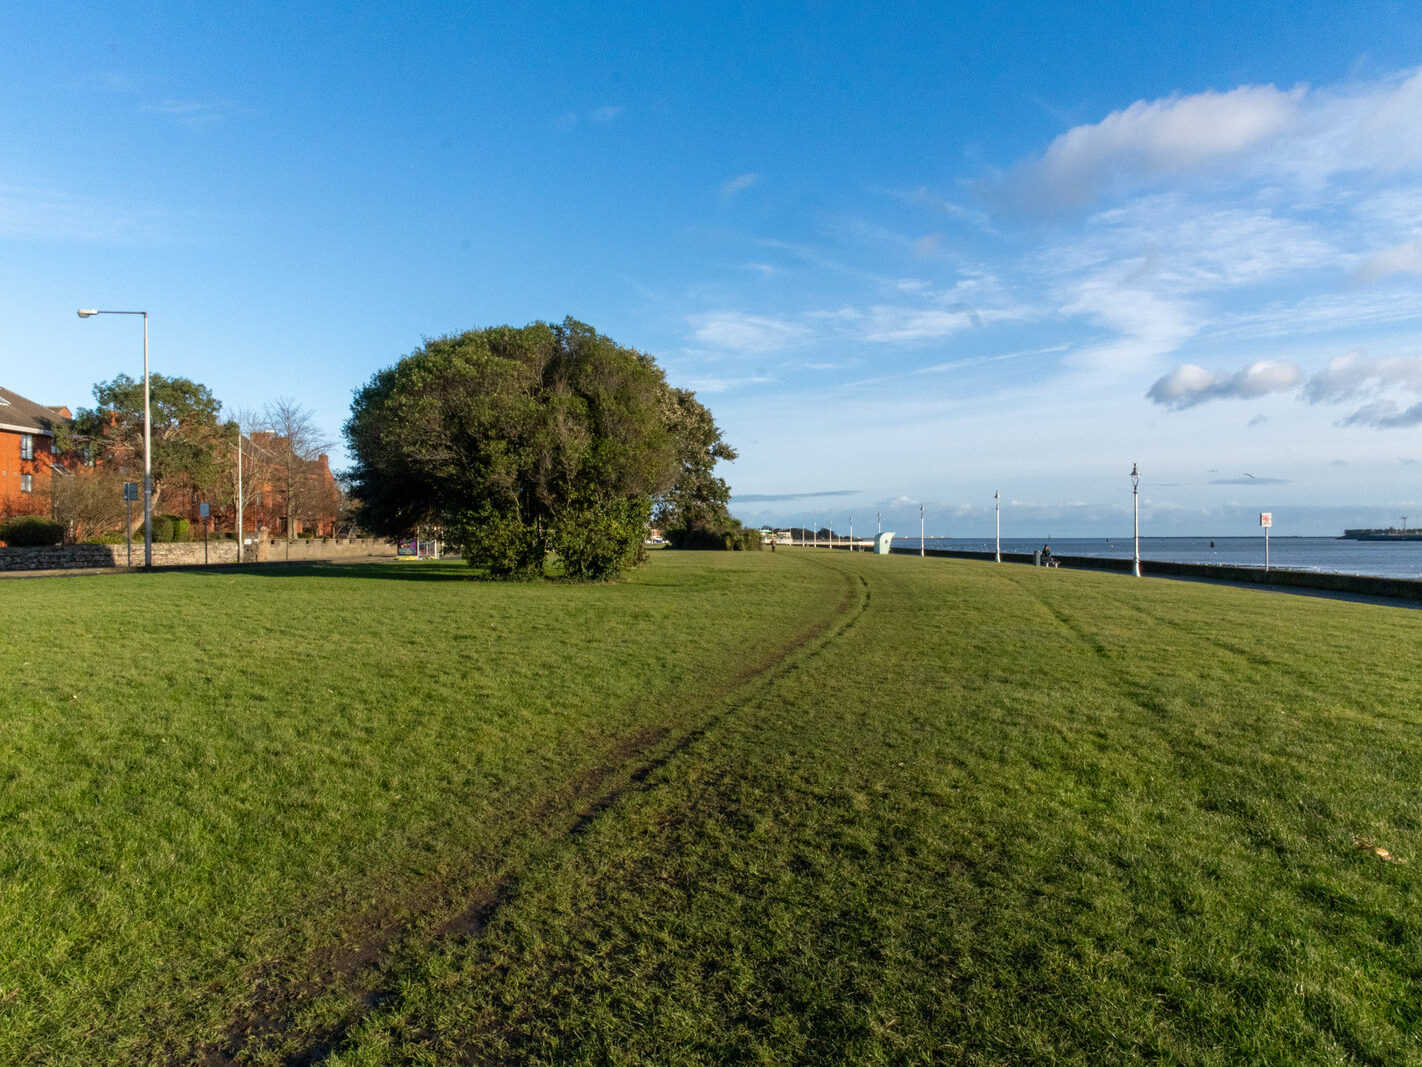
[221,431,342,538]
[0,387,72,519]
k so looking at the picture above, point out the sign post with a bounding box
[122,481,139,566]
[1260,512,1273,572]
[200,502,210,565]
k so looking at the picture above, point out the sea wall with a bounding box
[877,545,1422,603]
[0,538,396,572]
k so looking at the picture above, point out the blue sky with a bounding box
[5,2,1422,536]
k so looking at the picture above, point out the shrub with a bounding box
[548,497,651,582]
[448,505,546,581]
[666,519,763,552]
[172,518,191,542]
[0,516,64,546]
[149,515,175,543]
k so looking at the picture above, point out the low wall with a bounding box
[881,545,1422,602]
[0,537,396,572]
[245,537,395,563]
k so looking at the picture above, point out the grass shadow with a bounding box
[180,560,486,583]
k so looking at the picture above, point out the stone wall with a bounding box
[0,537,396,572]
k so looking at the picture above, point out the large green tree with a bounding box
[653,385,738,537]
[62,374,227,518]
[346,319,727,581]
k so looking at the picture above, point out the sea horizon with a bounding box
[873,534,1422,581]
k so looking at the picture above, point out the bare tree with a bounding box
[221,407,278,540]
[49,465,128,543]
[262,398,335,537]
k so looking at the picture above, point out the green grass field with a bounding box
[1,551,1418,1063]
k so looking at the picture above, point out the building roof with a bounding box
[0,387,72,436]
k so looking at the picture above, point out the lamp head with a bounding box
[77,309,98,318]
[1130,462,1140,488]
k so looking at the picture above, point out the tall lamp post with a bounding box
[78,309,151,568]
[920,504,925,557]
[1130,462,1141,578]
[994,490,1001,563]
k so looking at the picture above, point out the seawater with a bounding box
[896,536,1422,581]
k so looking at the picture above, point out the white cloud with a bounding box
[589,106,623,123]
[1014,84,1303,207]
[721,173,761,197]
[1303,350,1422,403]
[1355,240,1422,282]
[1000,68,1422,211]
[689,312,808,354]
[1147,359,1302,408]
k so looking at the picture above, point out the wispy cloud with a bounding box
[689,311,809,354]
[1338,400,1422,428]
[684,374,777,394]
[556,105,624,130]
[721,173,761,198]
[888,186,996,232]
[1148,360,1302,408]
[733,489,858,502]
[145,98,232,126]
[0,183,167,243]
[859,306,979,343]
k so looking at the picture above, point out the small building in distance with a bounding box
[0,386,73,519]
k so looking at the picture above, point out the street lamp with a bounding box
[920,504,925,557]
[994,490,1001,563]
[78,309,151,568]
[1130,462,1141,578]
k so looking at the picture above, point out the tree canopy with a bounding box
[345,319,736,580]
[62,374,227,514]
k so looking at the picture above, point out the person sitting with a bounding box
[1041,544,1059,568]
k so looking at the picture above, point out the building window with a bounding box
[20,474,33,493]
[20,434,34,460]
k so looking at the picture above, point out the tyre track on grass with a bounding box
[1000,567,1350,710]
[191,556,870,1066]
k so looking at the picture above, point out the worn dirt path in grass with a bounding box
[193,555,869,1066]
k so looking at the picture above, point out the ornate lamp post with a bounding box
[994,490,1001,563]
[1131,462,1141,578]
